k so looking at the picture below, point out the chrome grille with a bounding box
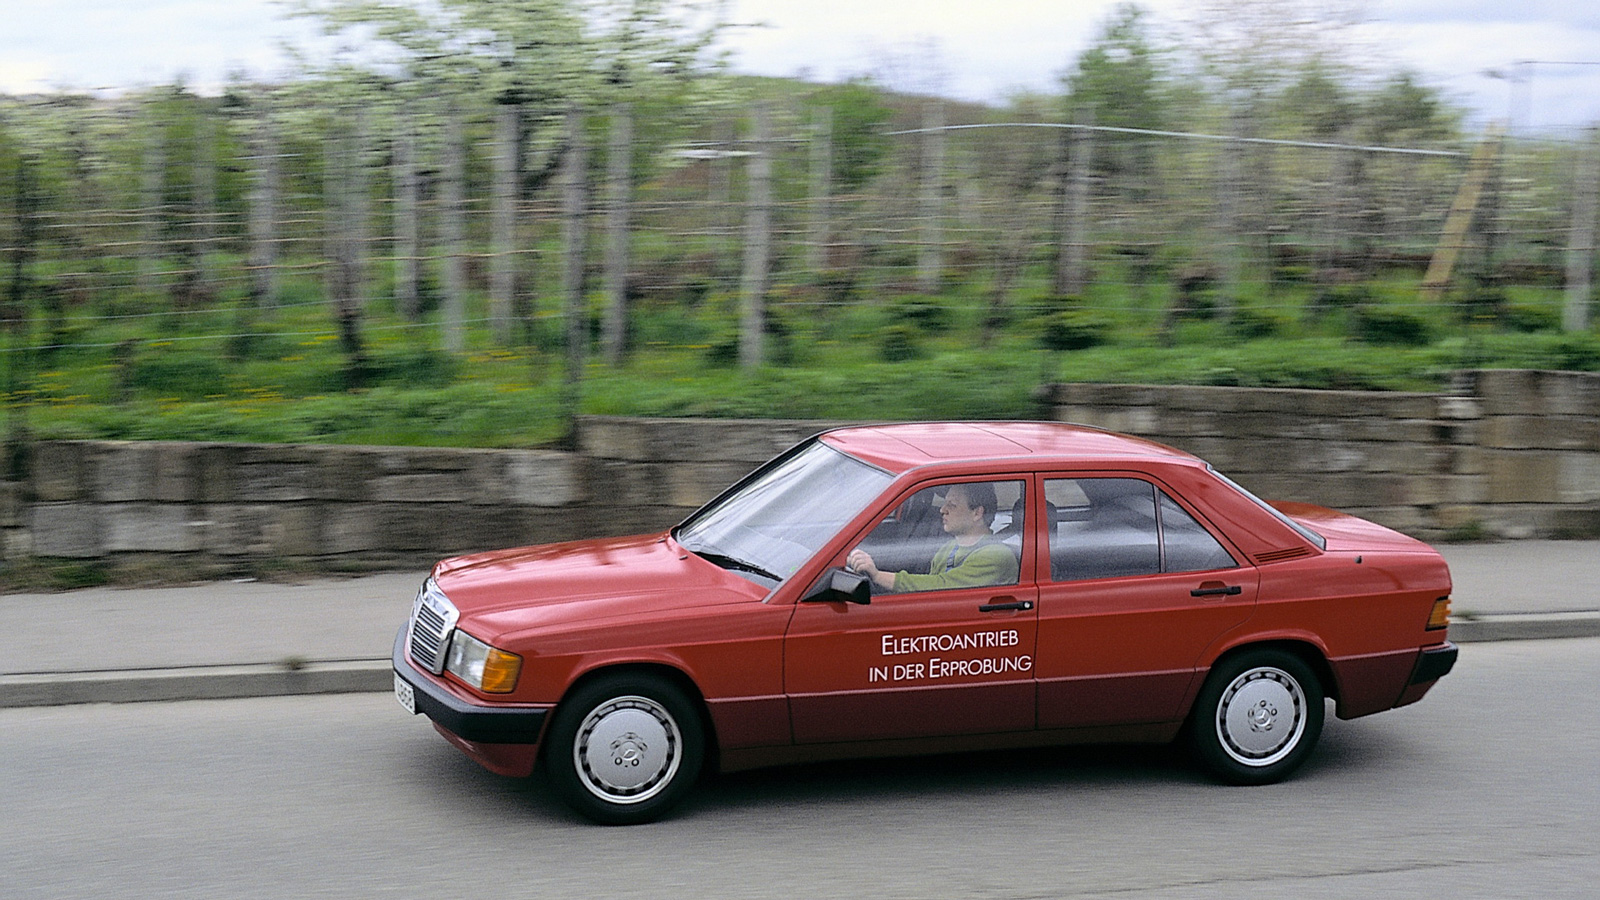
[408,578,459,675]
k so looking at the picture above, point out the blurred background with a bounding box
[1,0,1597,448]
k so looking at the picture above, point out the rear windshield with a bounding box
[1207,465,1327,550]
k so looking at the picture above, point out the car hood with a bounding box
[430,533,770,636]
[1274,502,1437,553]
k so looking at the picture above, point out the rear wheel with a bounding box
[543,672,704,825]
[1188,649,1324,785]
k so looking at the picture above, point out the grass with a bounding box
[4,258,1597,449]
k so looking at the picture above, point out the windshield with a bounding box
[675,441,892,585]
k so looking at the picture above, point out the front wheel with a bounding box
[542,673,705,825]
[1187,649,1324,785]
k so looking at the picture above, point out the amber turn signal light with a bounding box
[1426,596,1451,631]
[480,649,523,693]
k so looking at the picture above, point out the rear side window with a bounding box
[1045,477,1237,582]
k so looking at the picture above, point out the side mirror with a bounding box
[803,567,871,604]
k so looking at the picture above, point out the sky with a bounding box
[2,0,1598,136]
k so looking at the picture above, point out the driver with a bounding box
[848,482,1018,592]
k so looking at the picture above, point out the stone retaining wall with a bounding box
[3,369,1596,573]
[1038,369,1600,539]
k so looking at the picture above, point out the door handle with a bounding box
[1191,584,1243,598]
[979,600,1034,612]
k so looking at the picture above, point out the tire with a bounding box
[1187,649,1325,786]
[542,672,705,825]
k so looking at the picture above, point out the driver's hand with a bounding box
[847,548,876,575]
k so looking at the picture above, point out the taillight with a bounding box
[1426,596,1451,631]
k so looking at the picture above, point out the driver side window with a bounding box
[855,481,1024,593]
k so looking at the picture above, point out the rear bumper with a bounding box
[1332,641,1459,719]
[1392,641,1458,710]
[392,627,551,744]
[1410,641,1459,685]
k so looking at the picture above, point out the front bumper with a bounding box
[392,627,550,744]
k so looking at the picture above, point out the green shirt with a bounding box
[893,536,1019,593]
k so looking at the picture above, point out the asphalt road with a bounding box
[4,638,1596,900]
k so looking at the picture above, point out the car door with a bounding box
[1033,474,1258,729]
[784,477,1040,744]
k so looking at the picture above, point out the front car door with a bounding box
[1033,473,1259,730]
[784,477,1040,744]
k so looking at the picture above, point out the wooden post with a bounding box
[1215,107,1248,322]
[138,113,164,295]
[329,103,369,388]
[393,104,420,321]
[918,98,945,294]
[1055,118,1092,296]
[561,107,589,429]
[193,111,216,302]
[806,106,832,274]
[740,103,773,371]
[1566,126,1598,332]
[490,100,520,345]
[247,99,280,309]
[1421,125,1506,301]
[603,102,633,365]
[440,100,467,354]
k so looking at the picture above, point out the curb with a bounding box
[3,615,1597,710]
[1448,611,1600,643]
[0,659,392,710]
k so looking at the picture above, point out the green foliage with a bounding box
[129,352,230,400]
[1040,310,1112,352]
[887,297,952,334]
[1553,335,1600,371]
[877,324,922,362]
[1353,307,1431,347]
[1230,308,1287,340]
[1504,303,1561,334]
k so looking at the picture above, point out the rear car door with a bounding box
[1033,474,1259,729]
[784,477,1040,744]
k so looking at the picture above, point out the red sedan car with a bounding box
[393,422,1457,824]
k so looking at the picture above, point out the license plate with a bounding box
[394,673,416,714]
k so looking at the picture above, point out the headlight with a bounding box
[445,629,523,693]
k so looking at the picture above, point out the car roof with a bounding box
[818,422,1200,474]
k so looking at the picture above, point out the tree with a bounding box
[803,78,892,195]
[1277,61,1359,139]
[293,0,727,366]
[1064,3,1167,133]
[1063,4,1168,195]
[1180,0,1370,106]
[1366,71,1454,144]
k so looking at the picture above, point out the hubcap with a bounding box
[1216,666,1306,767]
[574,695,681,804]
